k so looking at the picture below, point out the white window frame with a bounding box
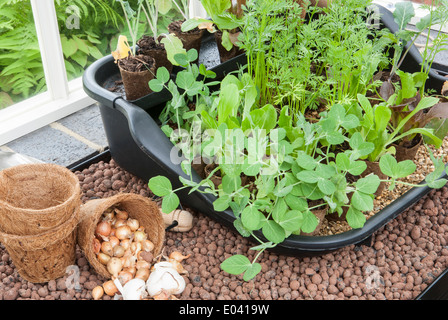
[0,0,206,146]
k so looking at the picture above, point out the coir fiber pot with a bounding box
[77,193,165,279]
[137,35,173,74]
[0,203,80,283]
[83,5,448,257]
[118,55,156,101]
[168,20,205,60]
[0,163,81,235]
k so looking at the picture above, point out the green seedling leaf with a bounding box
[222,175,241,194]
[233,218,251,237]
[161,192,180,214]
[349,161,367,176]
[241,206,265,231]
[275,210,303,232]
[355,175,381,194]
[161,34,186,66]
[249,104,277,131]
[148,176,173,197]
[301,210,319,234]
[221,255,251,275]
[285,194,308,211]
[349,133,375,158]
[351,190,374,212]
[262,220,285,244]
[296,151,318,170]
[176,70,195,90]
[156,66,170,83]
[243,263,262,281]
[187,49,199,63]
[346,207,366,229]
[218,83,240,125]
[318,179,336,195]
[213,195,232,211]
[393,2,415,31]
[379,154,416,179]
[296,170,318,184]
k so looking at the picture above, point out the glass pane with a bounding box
[0,0,46,109]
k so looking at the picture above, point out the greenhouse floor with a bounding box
[0,103,108,169]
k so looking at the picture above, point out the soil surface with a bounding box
[118,55,155,73]
[1,154,448,300]
[137,35,166,54]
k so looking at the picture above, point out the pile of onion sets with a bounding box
[90,206,190,300]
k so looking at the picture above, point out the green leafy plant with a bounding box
[388,1,448,94]
[181,0,241,51]
[0,0,131,102]
[144,0,448,283]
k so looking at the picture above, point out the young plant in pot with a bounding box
[138,0,185,73]
[167,0,205,61]
[114,0,157,101]
[144,0,448,282]
[377,1,448,159]
[147,64,448,281]
[181,0,245,62]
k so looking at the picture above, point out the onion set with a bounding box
[91,206,190,300]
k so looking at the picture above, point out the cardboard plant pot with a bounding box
[137,35,173,74]
[118,55,156,101]
[214,30,244,63]
[392,134,424,163]
[168,20,205,61]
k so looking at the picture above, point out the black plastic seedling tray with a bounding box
[83,5,448,257]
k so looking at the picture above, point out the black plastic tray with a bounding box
[82,5,448,256]
[416,268,448,300]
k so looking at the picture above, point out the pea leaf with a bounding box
[318,178,336,195]
[379,154,416,179]
[213,195,231,211]
[297,170,319,183]
[301,210,319,234]
[221,255,251,275]
[241,206,265,231]
[351,190,374,212]
[161,192,180,214]
[346,207,366,229]
[296,151,318,170]
[148,176,173,197]
[275,210,303,232]
[262,220,285,244]
[243,263,262,281]
[355,175,381,194]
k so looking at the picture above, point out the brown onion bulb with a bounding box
[141,240,154,252]
[101,241,114,256]
[103,280,118,296]
[117,271,133,285]
[107,257,123,278]
[92,238,101,255]
[95,221,111,237]
[115,208,129,220]
[113,245,125,258]
[127,218,140,231]
[92,286,104,300]
[135,268,150,281]
[97,253,111,265]
[116,225,131,240]
[109,236,120,248]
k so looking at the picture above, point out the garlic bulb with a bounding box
[146,262,186,297]
[113,278,147,300]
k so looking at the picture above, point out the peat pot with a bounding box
[83,5,448,257]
